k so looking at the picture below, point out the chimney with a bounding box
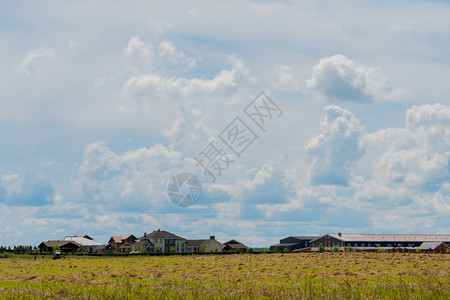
[157,229,160,232]
[338,233,342,237]
[144,233,147,238]
[210,236,215,240]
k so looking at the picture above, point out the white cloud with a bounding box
[271,65,300,92]
[163,103,212,151]
[362,103,450,193]
[158,41,195,67]
[17,47,56,76]
[121,53,251,101]
[0,173,55,206]
[75,141,187,211]
[123,36,154,63]
[305,55,405,103]
[306,105,365,186]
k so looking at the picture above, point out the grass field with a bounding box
[0,252,449,299]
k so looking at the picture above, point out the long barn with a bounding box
[309,233,450,252]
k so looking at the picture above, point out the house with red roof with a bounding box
[108,234,138,251]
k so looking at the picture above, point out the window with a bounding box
[361,243,365,247]
[387,243,392,247]
[160,239,162,243]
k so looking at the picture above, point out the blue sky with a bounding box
[0,0,449,247]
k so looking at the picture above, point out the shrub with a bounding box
[247,247,253,252]
[346,246,355,252]
[377,249,388,253]
[446,248,450,254]
[415,248,422,253]
[331,246,339,252]
[318,244,325,252]
[274,246,279,253]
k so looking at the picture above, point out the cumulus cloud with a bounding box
[306,105,365,186]
[305,55,404,103]
[163,103,212,151]
[158,41,195,67]
[122,36,154,63]
[365,103,450,192]
[0,173,55,206]
[76,141,188,211]
[121,53,251,101]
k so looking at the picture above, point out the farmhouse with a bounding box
[139,229,187,253]
[92,244,112,253]
[187,236,223,253]
[310,233,450,252]
[129,239,153,253]
[108,235,138,251]
[270,236,318,252]
[222,240,248,251]
[63,235,104,253]
[38,240,79,253]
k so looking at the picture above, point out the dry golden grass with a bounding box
[0,252,449,299]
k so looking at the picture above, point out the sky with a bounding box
[0,0,449,247]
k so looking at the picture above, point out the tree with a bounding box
[52,244,61,253]
[274,246,279,253]
[247,247,253,252]
[199,246,205,253]
[318,243,325,252]
[169,246,176,253]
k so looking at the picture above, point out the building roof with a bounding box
[63,236,103,246]
[223,239,245,245]
[68,235,93,240]
[93,244,111,250]
[187,239,219,247]
[132,239,153,247]
[271,243,300,248]
[140,230,186,240]
[419,242,450,250]
[288,236,320,240]
[40,240,80,248]
[311,234,450,243]
[223,243,248,250]
[119,243,133,249]
[109,235,137,244]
